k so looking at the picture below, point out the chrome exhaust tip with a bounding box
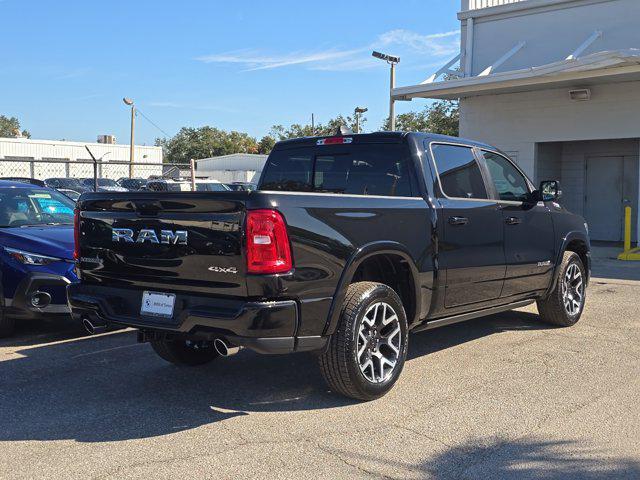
[82,317,107,335]
[213,338,240,357]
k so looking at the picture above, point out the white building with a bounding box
[394,0,640,242]
[0,137,163,180]
[196,153,268,184]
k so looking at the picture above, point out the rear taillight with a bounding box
[73,208,80,260]
[246,209,292,274]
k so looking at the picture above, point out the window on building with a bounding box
[431,144,488,199]
[482,151,530,202]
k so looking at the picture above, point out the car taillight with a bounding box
[73,208,80,260]
[246,209,292,274]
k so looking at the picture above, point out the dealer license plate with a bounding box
[140,291,176,318]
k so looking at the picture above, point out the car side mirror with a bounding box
[537,180,562,202]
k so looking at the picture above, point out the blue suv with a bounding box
[0,180,77,337]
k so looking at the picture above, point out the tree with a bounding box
[156,126,260,163]
[269,113,367,141]
[257,135,276,154]
[381,100,459,136]
[0,115,30,138]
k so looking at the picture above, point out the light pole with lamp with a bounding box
[123,97,135,178]
[354,107,368,134]
[372,51,400,131]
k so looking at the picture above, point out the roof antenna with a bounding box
[336,125,353,136]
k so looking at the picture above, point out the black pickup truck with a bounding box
[69,132,590,400]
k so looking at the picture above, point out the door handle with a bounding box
[448,216,469,226]
[505,216,522,225]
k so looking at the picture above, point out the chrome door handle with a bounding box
[448,216,469,226]
[505,216,521,225]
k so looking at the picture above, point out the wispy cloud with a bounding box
[196,28,460,73]
[54,67,91,80]
[148,101,239,113]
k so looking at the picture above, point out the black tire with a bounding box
[0,307,15,339]
[150,338,219,366]
[319,282,409,401]
[537,251,586,327]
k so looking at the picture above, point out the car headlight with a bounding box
[4,248,61,265]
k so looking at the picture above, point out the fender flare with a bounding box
[545,230,591,297]
[322,241,421,336]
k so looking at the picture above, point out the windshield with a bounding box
[0,187,75,227]
[97,178,118,187]
[51,178,84,189]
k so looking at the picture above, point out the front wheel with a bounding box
[319,282,409,401]
[150,338,219,366]
[537,251,586,327]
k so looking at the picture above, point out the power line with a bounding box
[136,108,172,138]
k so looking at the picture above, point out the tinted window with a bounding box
[431,144,487,199]
[260,144,414,197]
[482,151,530,202]
[195,183,230,192]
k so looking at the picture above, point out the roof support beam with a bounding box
[422,53,462,84]
[479,41,526,76]
[566,30,602,61]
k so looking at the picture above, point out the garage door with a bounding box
[585,156,623,242]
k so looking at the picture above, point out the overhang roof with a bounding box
[393,49,640,100]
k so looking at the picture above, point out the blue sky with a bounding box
[1,0,460,145]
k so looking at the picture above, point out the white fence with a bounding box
[463,0,526,10]
[0,159,189,181]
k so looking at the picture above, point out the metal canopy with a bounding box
[393,49,640,100]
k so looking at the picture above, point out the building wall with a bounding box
[0,138,163,179]
[459,79,640,178]
[461,0,638,77]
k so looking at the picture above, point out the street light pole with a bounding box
[123,98,135,178]
[389,62,396,131]
[354,107,368,134]
[372,51,400,132]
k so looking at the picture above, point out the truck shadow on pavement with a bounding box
[332,437,640,479]
[0,310,553,444]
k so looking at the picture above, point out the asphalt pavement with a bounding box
[0,249,638,479]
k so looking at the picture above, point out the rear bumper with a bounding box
[67,283,327,354]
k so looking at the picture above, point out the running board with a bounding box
[412,299,535,333]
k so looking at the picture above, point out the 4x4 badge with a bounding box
[208,266,238,274]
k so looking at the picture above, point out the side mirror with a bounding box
[537,180,562,202]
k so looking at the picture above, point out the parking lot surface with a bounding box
[1,255,639,479]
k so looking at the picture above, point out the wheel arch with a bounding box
[545,231,591,297]
[323,242,421,336]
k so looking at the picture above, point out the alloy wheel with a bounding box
[562,263,584,316]
[356,302,402,384]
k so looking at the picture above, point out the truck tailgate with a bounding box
[77,192,248,297]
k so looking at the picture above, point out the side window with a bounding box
[482,151,529,202]
[431,144,488,199]
[260,153,313,192]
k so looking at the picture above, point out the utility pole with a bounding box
[372,51,400,131]
[311,113,315,136]
[123,98,135,178]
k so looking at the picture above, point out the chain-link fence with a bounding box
[0,159,191,181]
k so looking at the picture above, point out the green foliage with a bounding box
[381,100,459,137]
[157,113,368,163]
[156,126,260,163]
[270,113,367,140]
[0,115,31,138]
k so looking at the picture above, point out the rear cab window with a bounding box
[259,141,417,197]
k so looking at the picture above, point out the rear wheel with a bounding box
[150,338,219,366]
[319,282,409,401]
[537,251,586,327]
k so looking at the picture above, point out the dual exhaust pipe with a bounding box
[82,317,240,358]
